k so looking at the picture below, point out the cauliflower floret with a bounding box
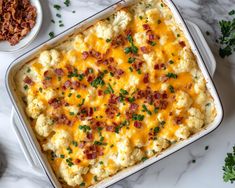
[73,34,88,52]
[90,159,119,181]
[26,98,45,119]
[173,48,196,74]
[160,83,169,92]
[191,68,206,92]
[42,88,56,101]
[205,101,216,124]
[157,112,165,122]
[195,92,207,106]
[95,21,113,40]
[159,35,167,45]
[112,10,132,34]
[59,160,89,187]
[35,114,54,137]
[174,90,192,109]
[175,125,190,140]
[66,105,79,115]
[39,50,60,68]
[186,107,204,131]
[134,32,147,46]
[124,75,140,92]
[151,137,170,154]
[43,130,71,152]
[146,8,160,23]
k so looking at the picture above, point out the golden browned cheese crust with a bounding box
[15,0,216,187]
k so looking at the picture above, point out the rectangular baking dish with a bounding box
[5,0,224,187]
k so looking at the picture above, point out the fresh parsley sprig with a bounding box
[223,146,235,183]
[218,10,235,58]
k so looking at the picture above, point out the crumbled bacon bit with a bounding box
[23,76,33,85]
[105,104,118,119]
[175,117,183,125]
[82,51,89,60]
[160,75,169,82]
[86,132,93,140]
[54,68,64,77]
[129,103,139,112]
[143,73,149,83]
[108,94,119,104]
[74,159,81,164]
[78,141,86,148]
[72,81,80,89]
[125,29,132,36]
[153,91,161,99]
[140,46,150,53]
[154,64,160,70]
[132,61,144,71]
[106,125,116,132]
[57,114,71,125]
[0,0,37,45]
[63,80,72,89]
[111,34,125,48]
[48,98,62,109]
[162,92,168,99]
[143,24,151,30]
[89,49,101,59]
[179,41,186,48]
[134,121,142,128]
[97,90,103,96]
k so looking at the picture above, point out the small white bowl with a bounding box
[0,0,43,52]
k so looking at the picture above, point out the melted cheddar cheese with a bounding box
[15,0,216,187]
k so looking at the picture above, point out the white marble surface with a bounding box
[0,0,235,188]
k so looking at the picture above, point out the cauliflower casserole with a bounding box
[16,0,216,187]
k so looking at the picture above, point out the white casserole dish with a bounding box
[5,0,223,187]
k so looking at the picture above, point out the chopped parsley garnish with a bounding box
[78,98,85,107]
[166,72,178,79]
[68,69,79,78]
[53,4,61,10]
[68,93,72,97]
[60,154,65,158]
[115,120,129,133]
[129,67,133,72]
[169,85,175,93]
[223,146,235,183]
[94,176,98,182]
[69,112,75,116]
[218,10,235,58]
[137,69,142,74]
[79,125,91,132]
[128,57,136,64]
[94,141,104,145]
[76,94,81,98]
[169,60,174,64]
[106,38,111,42]
[66,158,74,167]
[120,89,128,95]
[66,147,72,154]
[141,156,148,162]
[27,68,31,73]
[132,114,144,121]
[91,74,105,88]
[99,161,104,165]
[129,97,135,103]
[104,83,114,94]
[64,0,71,7]
[154,107,159,114]
[125,35,138,54]
[139,15,143,20]
[154,127,160,134]
[79,182,85,187]
[160,121,166,127]
[56,13,61,18]
[72,141,78,147]
[39,87,42,93]
[142,104,152,115]
[149,41,156,46]
[49,32,55,39]
[24,85,28,90]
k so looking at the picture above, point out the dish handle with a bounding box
[186,20,216,77]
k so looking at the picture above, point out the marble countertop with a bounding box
[1,0,235,188]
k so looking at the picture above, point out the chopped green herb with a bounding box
[72,141,78,147]
[166,72,178,79]
[107,83,114,93]
[99,161,104,165]
[64,0,71,7]
[56,13,61,18]
[106,38,111,43]
[68,93,72,97]
[137,69,142,74]
[160,3,164,7]
[94,141,103,145]
[141,156,148,162]
[78,98,85,107]
[79,182,85,187]
[76,94,81,98]
[120,89,128,95]
[129,67,133,72]
[154,127,160,134]
[129,97,135,103]
[149,41,156,46]
[49,32,55,39]
[160,121,166,126]
[27,68,31,73]
[125,35,138,54]
[91,74,105,88]
[229,10,235,15]
[60,154,65,158]
[66,158,74,167]
[110,144,114,148]
[53,4,61,10]
[59,24,64,27]
[139,15,143,20]
[94,176,98,182]
[154,107,159,114]
[39,87,42,93]
[142,104,152,115]
[128,57,136,64]
[169,85,175,93]
[223,146,235,183]
[132,114,145,121]
[79,125,91,133]
[169,60,174,64]
[24,85,28,90]
[124,47,132,54]
[69,112,75,116]
[67,147,72,154]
